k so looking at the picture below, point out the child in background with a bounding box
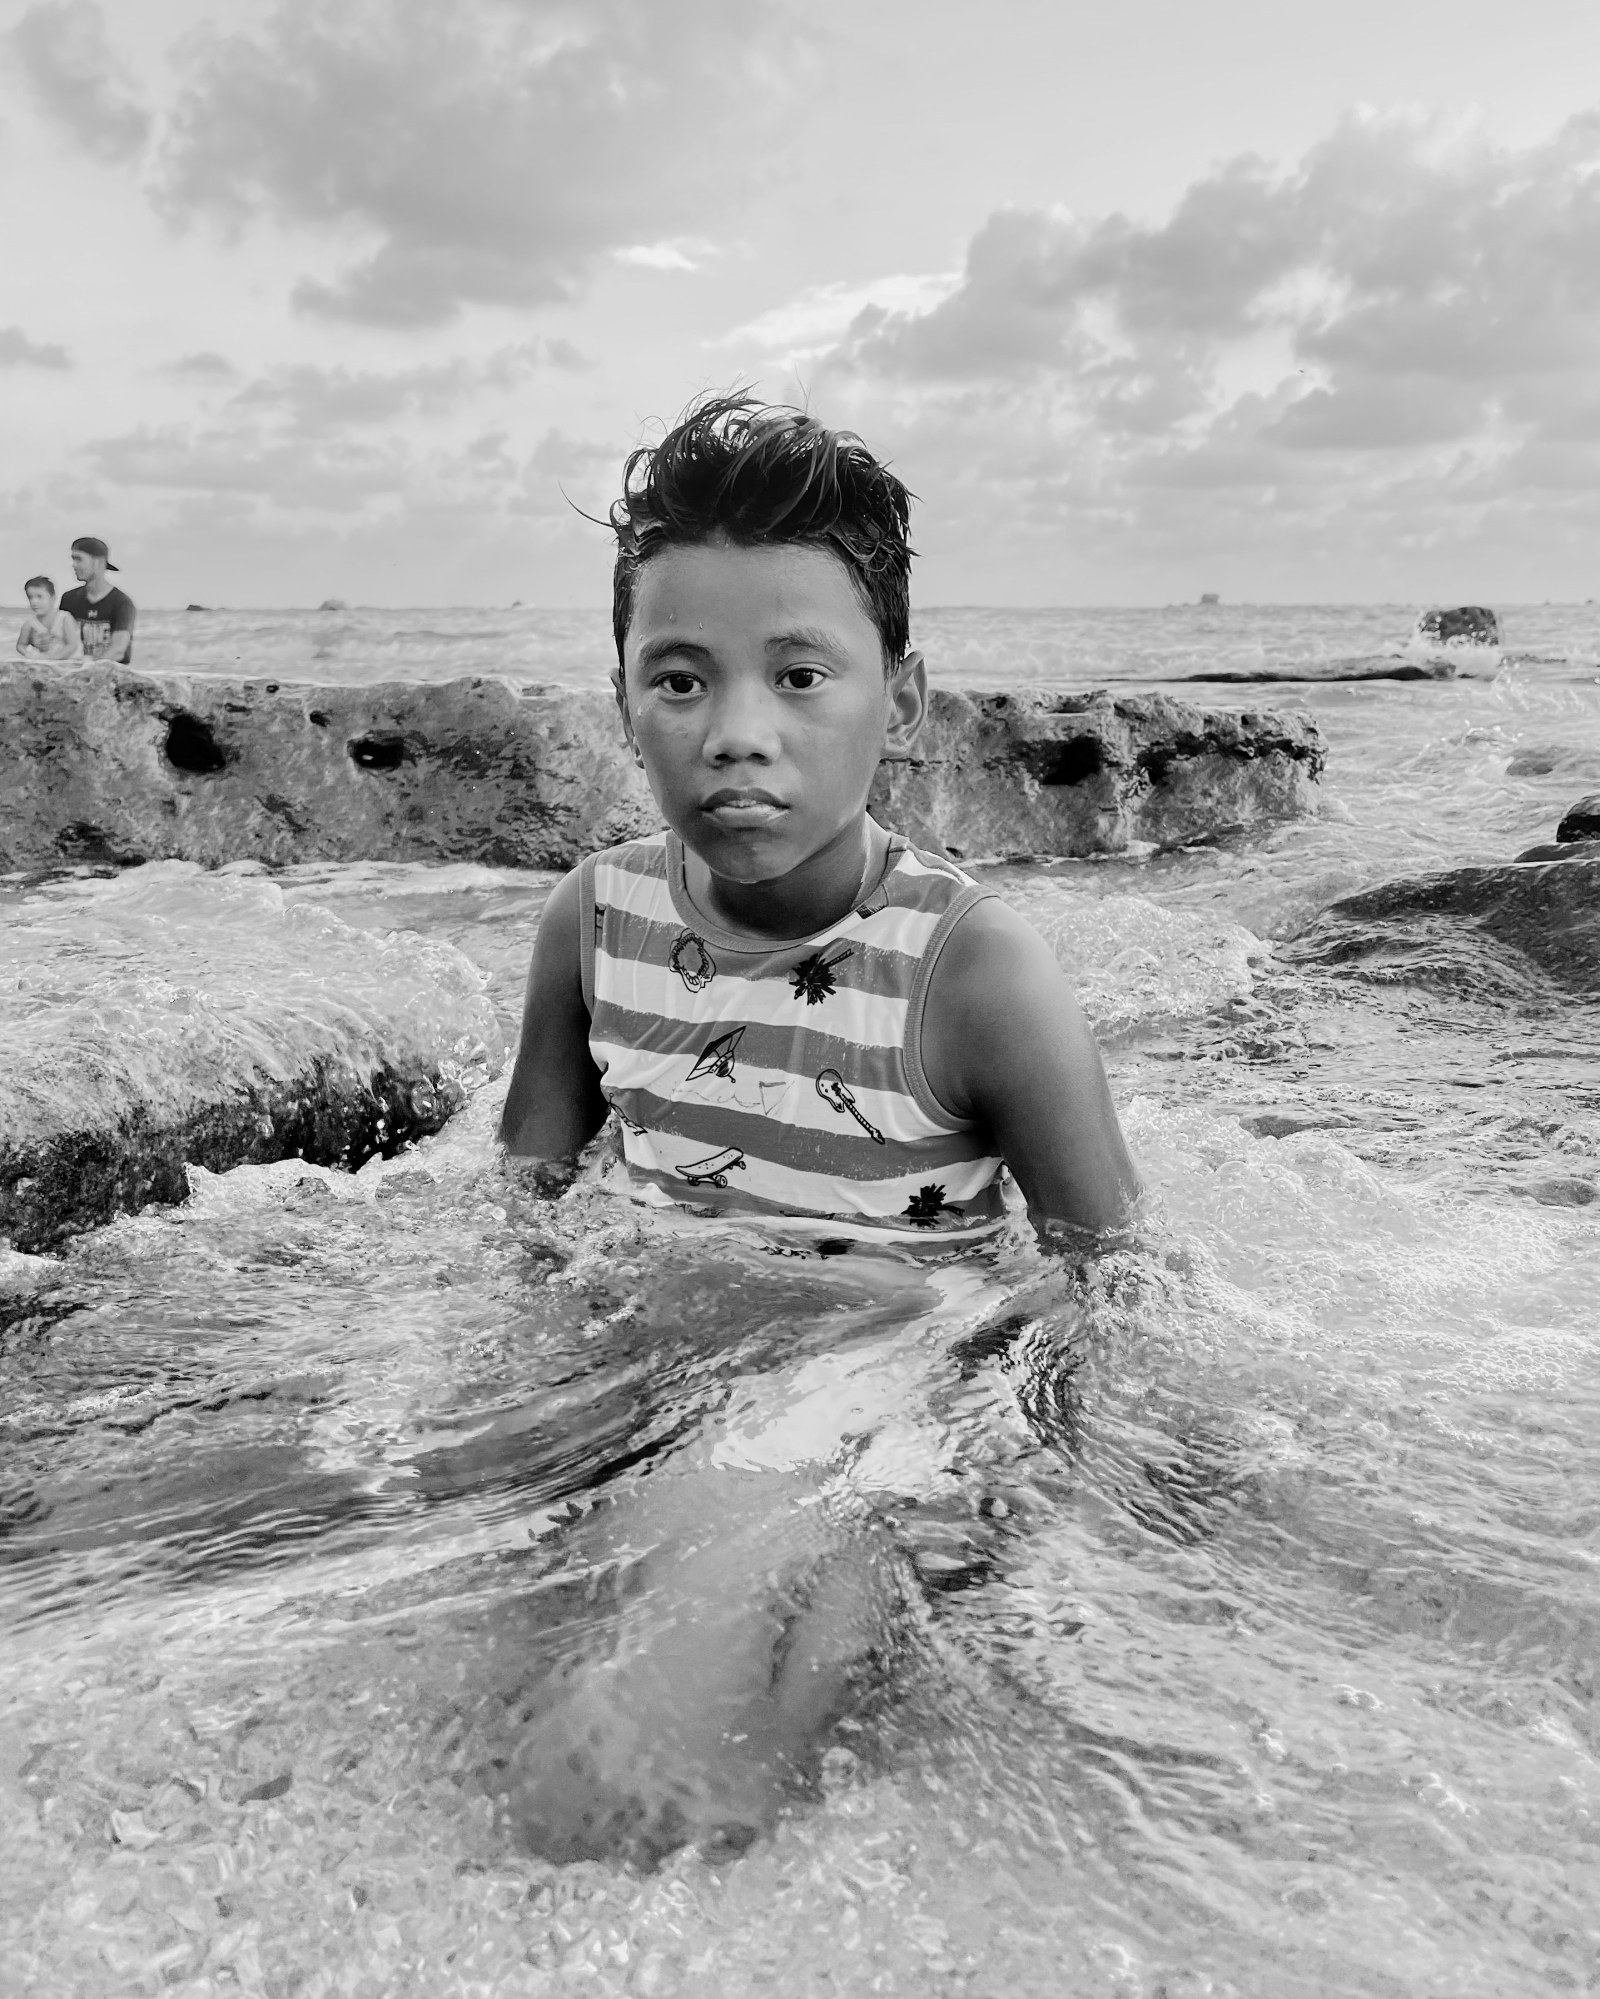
[14,576,81,660]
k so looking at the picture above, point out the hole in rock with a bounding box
[308,710,330,727]
[164,711,230,775]
[348,733,412,771]
[1037,735,1104,786]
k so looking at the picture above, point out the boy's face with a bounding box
[617,538,924,888]
[25,585,53,615]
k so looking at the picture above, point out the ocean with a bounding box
[3,603,1598,1997]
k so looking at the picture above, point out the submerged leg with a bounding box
[500,1465,900,1868]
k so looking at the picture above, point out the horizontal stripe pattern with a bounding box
[583,831,1007,1237]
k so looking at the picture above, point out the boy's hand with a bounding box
[921,897,1142,1240]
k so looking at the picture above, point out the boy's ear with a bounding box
[881,650,928,762]
[611,667,637,755]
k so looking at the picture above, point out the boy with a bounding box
[14,576,82,660]
[500,393,1138,1245]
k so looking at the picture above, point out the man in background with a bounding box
[60,536,135,663]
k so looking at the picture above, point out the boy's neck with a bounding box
[683,816,887,941]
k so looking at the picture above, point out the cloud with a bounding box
[0,326,71,369]
[805,107,1600,593]
[227,341,586,433]
[154,0,804,326]
[85,405,621,532]
[160,352,240,382]
[10,1,152,164]
[719,273,962,368]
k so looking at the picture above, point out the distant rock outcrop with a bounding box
[1412,605,1501,648]
[0,666,1325,873]
[317,597,350,612]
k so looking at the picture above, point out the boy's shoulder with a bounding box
[588,831,670,876]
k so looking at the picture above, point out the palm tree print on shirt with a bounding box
[789,946,852,1006]
[904,1183,964,1226]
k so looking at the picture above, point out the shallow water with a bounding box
[3,608,1600,1996]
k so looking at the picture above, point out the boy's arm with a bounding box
[921,898,1141,1238]
[59,612,82,658]
[14,621,32,657]
[498,865,611,1162]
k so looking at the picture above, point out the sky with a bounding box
[3,0,1600,608]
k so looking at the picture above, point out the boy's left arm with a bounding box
[921,898,1142,1238]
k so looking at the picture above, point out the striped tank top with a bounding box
[578,830,1008,1243]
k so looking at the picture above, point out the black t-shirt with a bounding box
[60,584,135,662]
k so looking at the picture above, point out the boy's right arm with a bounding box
[497,866,611,1160]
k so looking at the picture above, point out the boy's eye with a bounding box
[779,666,825,691]
[656,671,701,696]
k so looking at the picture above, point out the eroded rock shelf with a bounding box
[0,663,1325,873]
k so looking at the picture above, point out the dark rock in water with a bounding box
[1512,791,1600,862]
[317,597,350,612]
[1180,660,1455,685]
[1,1059,463,1254]
[1,867,503,1251]
[1290,857,1600,994]
[184,603,210,613]
[1413,605,1500,647]
[869,689,1324,859]
[0,666,1325,870]
[1199,592,1220,606]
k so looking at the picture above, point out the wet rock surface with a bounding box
[0,664,658,874]
[1,665,1323,871]
[870,688,1324,858]
[2,1061,459,1254]
[1289,856,1600,994]
[0,867,503,1252]
[1513,790,1600,862]
[1413,605,1501,647]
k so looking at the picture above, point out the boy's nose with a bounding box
[701,684,781,764]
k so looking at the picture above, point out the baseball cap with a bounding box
[71,535,119,571]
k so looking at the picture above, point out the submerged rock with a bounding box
[0,666,1324,869]
[1290,857,1600,994]
[0,867,503,1251]
[1512,791,1600,863]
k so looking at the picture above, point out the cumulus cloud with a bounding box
[808,108,1600,591]
[228,341,586,431]
[154,0,803,326]
[10,1,152,164]
[160,352,240,382]
[0,326,71,369]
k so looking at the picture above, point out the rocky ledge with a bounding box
[1,867,503,1254]
[1289,856,1600,994]
[0,665,1324,872]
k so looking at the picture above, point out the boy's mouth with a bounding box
[699,788,788,827]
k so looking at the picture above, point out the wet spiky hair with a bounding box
[609,393,914,669]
